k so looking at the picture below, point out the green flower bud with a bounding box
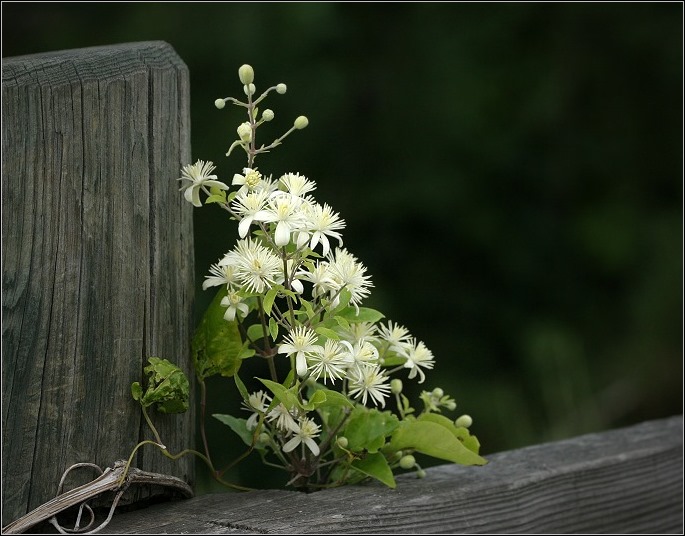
[399,454,416,470]
[294,115,309,130]
[432,387,444,398]
[237,122,252,143]
[276,83,287,94]
[243,83,256,97]
[258,432,270,444]
[238,64,255,85]
[390,379,403,394]
[455,414,473,428]
[445,400,457,411]
[262,109,274,121]
[214,98,226,110]
[336,436,348,449]
[416,469,426,479]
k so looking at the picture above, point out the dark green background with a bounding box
[4,2,682,491]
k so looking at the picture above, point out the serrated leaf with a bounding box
[389,420,487,466]
[351,452,396,488]
[192,287,244,380]
[140,357,189,414]
[213,414,254,447]
[344,407,399,453]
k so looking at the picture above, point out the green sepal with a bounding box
[192,287,244,381]
[139,357,190,414]
[351,452,396,489]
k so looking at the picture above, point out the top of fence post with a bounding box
[2,41,194,526]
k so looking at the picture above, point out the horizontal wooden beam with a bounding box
[100,415,682,534]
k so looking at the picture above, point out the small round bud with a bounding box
[294,115,309,130]
[417,469,427,479]
[455,414,473,428]
[238,64,254,85]
[258,432,270,444]
[399,454,416,470]
[214,98,226,110]
[432,387,444,398]
[336,436,349,449]
[445,400,457,411]
[262,109,274,121]
[276,83,287,94]
[237,122,252,143]
[243,83,256,97]
[390,379,403,395]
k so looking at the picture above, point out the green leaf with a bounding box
[388,420,487,466]
[269,317,279,341]
[334,315,350,330]
[337,307,385,324]
[258,378,300,410]
[345,407,399,453]
[192,287,244,380]
[234,373,249,403]
[140,357,190,414]
[247,324,264,342]
[315,388,354,408]
[416,413,481,455]
[380,350,406,367]
[213,414,254,447]
[352,452,396,488]
[263,286,281,315]
[205,194,227,205]
[300,298,316,321]
[131,382,143,402]
[315,326,340,340]
[301,389,327,410]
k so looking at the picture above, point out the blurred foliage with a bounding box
[4,3,681,492]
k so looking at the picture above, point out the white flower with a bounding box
[377,321,412,352]
[296,261,337,299]
[232,238,282,294]
[278,172,316,198]
[327,248,373,310]
[307,339,351,384]
[255,193,307,247]
[231,189,270,238]
[399,338,435,384]
[337,322,378,346]
[282,417,321,456]
[202,261,241,291]
[340,339,379,372]
[232,168,264,195]
[278,326,322,377]
[242,390,272,431]
[220,290,249,321]
[300,203,345,257]
[267,403,299,434]
[178,160,228,207]
[347,363,391,408]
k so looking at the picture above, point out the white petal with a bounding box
[282,437,300,453]
[296,352,308,377]
[238,217,252,238]
[291,279,304,294]
[223,307,236,321]
[275,222,291,246]
[304,438,320,456]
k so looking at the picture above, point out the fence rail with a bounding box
[98,415,683,534]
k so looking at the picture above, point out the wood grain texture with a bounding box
[101,415,683,534]
[2,41,194,526]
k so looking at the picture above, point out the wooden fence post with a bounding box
[2,41,194,526]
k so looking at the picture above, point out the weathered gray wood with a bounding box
[2,41,194,526]
[100,415,682,534]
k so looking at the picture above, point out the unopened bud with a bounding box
[214,98,226,110]
[445,400,457,411]
[416,469,426,478]
[238,64,254,85]
[336,436,348,449]
[432,387,444,399]
[276,83,287,94]
[455,414,473,428]
[262,109,274,121]
[390,379,403,394]
[399,454,416,470]
[243,83,256,97]
[237,122,252,142]
[258,432,270,444]
[294,115,309,129]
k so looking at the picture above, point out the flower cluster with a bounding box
[170,64,484,490]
